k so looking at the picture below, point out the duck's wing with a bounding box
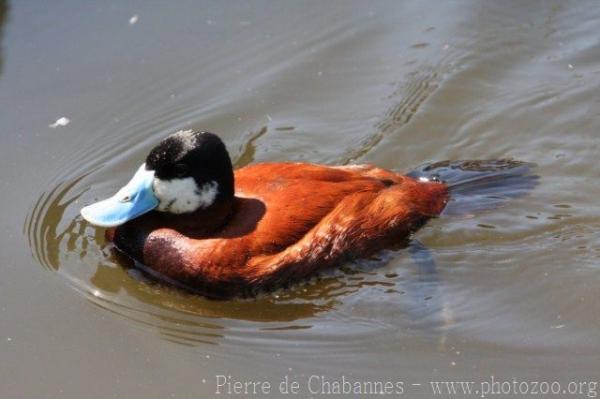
[231,163,393,253]
[245,177,448,290]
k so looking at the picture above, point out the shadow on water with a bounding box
[408,159,539,216]
[407,240,453,347]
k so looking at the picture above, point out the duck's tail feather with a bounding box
[407,159,539,217]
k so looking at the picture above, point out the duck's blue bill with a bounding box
[80,163,159,227]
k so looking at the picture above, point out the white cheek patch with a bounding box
[153,177,219,214]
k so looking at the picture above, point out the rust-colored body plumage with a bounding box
[109,162,449,298]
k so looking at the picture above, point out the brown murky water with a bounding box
[2,1,600,398]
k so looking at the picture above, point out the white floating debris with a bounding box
[551,324,565,329]
[568,64,573,69]
[49,117,70,128]
[266,114,272,122]
[129,14,139,25]
[443,44,450,51]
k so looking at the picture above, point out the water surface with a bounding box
[2,1,600,398]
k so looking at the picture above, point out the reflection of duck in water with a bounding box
[90,250,333,323]
[81,130,536,298]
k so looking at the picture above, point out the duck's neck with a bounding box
[154,197,234,236]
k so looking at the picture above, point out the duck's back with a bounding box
[232,163,402,249]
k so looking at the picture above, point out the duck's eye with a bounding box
[173,163,188,178]
[119,194,132,203]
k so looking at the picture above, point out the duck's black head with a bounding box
[146,130,234,214]
[80,130,234,227]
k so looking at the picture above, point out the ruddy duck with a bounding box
[81,130,534,298]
